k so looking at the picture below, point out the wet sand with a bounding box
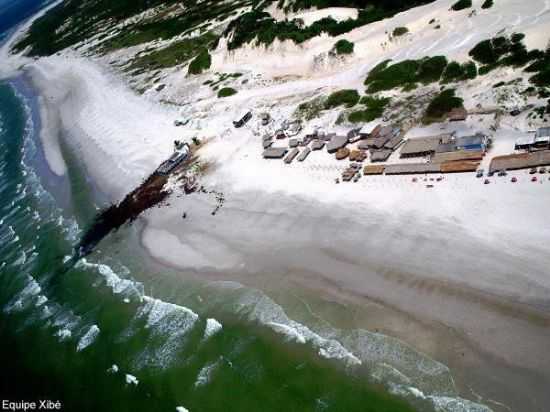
[140,185,550,412]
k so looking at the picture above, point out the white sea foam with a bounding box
[221,287,361,367]
[12,251,27,266]
[194,360,219,388]
[125,374,139,386]
[35,294,48,307]
[77,258,144,298]
[76,324,100,352]
[267,322,307,344]
[129,297,199,370]
[203,318,223,341]
[55,328,72,341]
[3,275,41,313]
[107,364,119,374]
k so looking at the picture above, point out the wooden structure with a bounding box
[384,163,441,175]
[440,160,480,173]
[400,136,442,158]
[263,147,288,159]
[326,135,349,153]
[370,150,392,162]
[489,150,550,174]
[335,147,350,160]
[311,140,325,151]
[363,165,385,175]
[432,150,484,163]
[284,148,299,164]
[297,147,311,162]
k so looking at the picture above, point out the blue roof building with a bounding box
[455,133,488,151]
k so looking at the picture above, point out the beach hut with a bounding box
[263,147,288,159]
[455,133,488,151]
[284,148,299,164]
[311,140,325,151]
[515,135,535,151]
[363,165,385,175]
[297,147,311,161]
[432,150,484,163]
[347,128,362,143]
[370,150,392,162]
[349,150,367,162]
[448,107,468,122]
[326,135,349,153]
[534,128,550,150]
[384,163,442,175]
[335,147,350,160]
[359,123,381,139]
[399,136,442,158]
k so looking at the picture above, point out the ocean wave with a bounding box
[203,318,223,341]
[199,281,494,411]
[389,384,493,412]
[76,324,100,352]
[340,329,455,395]
[77,258,144,299]
[125,374,139,386]
[194,359,220,388]
[3,275,42,314]
[130,297,199,370]
[204,285,361,368]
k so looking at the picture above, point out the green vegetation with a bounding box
[441,60,477,82]
[348,96,390,123]
[188,50,212,75]
[392,27,409,37]
[224,1,436,50]
[217,87,238,98]
[325,90,360,109]
[295,97,325,120]
[451,0,472,11]
[468,34,537,71]
[481,0,494,8]
[364,56,448,93]
[526,47,550,88]
[333,39,354,55]
[13,0,245,56]
[423,89,463,123]
[126,33,217,72]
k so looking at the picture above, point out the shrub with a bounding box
[188,50,212,75]
[442,60,477,82]
[325,89,360,109]
[365,59,419,92]
[481,0,493,8]
[531,69,550,88]
[451,0,472,11]
[424,89,463,122]
[469,39,498,65]
[333,39,354,55]
[217,87,237,97]
[223,1,438,51]
[296,96,325,120]
[416,56,448,84]
[364,56,446,92]
[393,26,409,37]
[348,96,390,122]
